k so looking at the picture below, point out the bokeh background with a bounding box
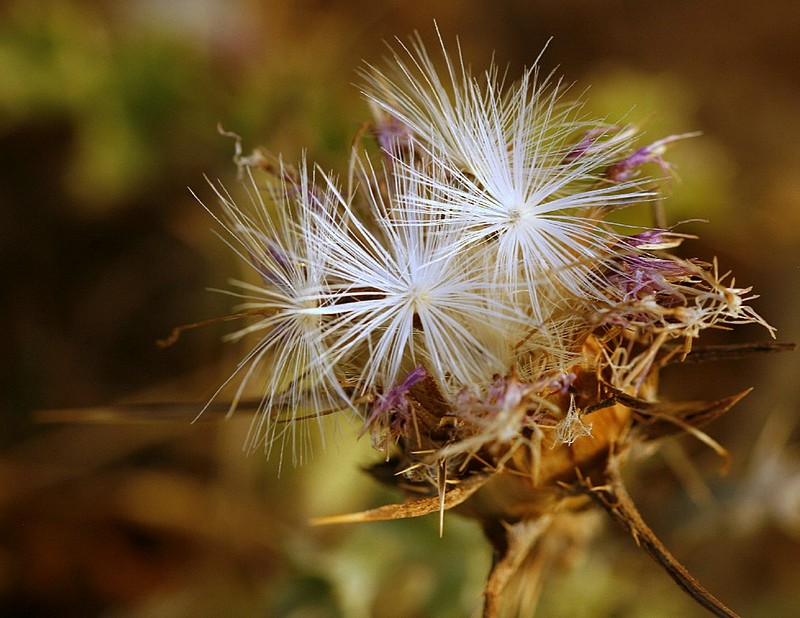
[1,1,799,616]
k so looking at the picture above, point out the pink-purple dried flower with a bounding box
[605,132,699,182]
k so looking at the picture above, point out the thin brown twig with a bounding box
[577,451,740,618]
[155,308,273,348]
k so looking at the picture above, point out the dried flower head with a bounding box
[183,27,784,618]
[192,161,356,466]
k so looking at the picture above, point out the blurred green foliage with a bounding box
[0,2,223,212]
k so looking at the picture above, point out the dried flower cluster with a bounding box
[191,30,779,618]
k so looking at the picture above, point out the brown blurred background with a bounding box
[1,1,799,616]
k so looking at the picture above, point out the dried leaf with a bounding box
[664,341,795,365]
[310,472,491,526]
[633,389,753,440]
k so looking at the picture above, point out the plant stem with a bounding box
[582,451,740,618]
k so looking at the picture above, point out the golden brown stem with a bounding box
[482,517,552,618]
